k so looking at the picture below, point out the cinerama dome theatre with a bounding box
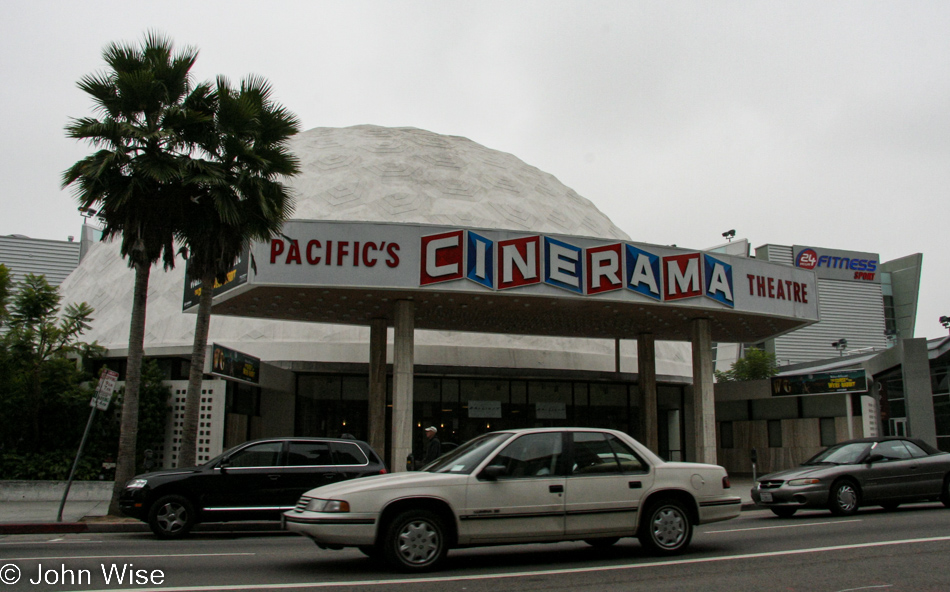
[60,125,693,468]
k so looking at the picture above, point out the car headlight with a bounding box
[305,498,351,513]
[125,478,148,489]
[788,478,821,486]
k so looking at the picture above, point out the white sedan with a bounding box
[284,427,740,571]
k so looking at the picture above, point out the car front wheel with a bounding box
[828,480,860,516]
[638,499,693,555]
[382,510,448,572]
[941,475,950,508]
[148,495,195,539]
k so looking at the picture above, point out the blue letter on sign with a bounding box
[625,245,661,301]
[544,237,583,293]
[466,231,494,289]
[704,254,734,307]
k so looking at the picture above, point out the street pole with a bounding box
[57,368,119,523]
[56,406,97,522]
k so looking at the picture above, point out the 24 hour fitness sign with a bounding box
[793,245,880,283]
[248,221,819,321]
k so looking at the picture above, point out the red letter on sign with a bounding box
[663,253,702,301]
[498,235,541,290]
[420,231,464,285]
[270,239,284,264]
[587,243,623,294]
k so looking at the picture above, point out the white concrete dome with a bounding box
[60,125,691,377]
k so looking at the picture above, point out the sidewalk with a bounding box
[0,476,758,536]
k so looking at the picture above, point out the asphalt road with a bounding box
[2,503,950,592]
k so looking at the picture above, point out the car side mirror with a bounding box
[218,457,231,471]
[479,465,506,481]
[865,453,885,464]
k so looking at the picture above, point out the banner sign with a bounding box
[771,369,869,397]
[247,221,819,322]
[467,400,502,419]
[793,245,880,284]
[183,250,251,311]
[535,402,567,420]
[210,343,260,385]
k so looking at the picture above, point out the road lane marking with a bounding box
[835,586,892,591]
[707,519,862,533]
[4,552,254,562]
[50,535,950,592]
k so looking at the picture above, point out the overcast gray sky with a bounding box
[2,1,947,338]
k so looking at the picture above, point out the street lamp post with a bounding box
[832,338,848,356]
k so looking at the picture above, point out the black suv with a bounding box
[119,437,386,538]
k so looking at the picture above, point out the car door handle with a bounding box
[629,481,642,489]
[268,474,280,481]
[549,484,563,493]
[322,473,337,479]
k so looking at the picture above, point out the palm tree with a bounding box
[175,75,300,467]
[62,32,210,514]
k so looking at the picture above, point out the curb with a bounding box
[0,521,290,536]
[0,523,90,535]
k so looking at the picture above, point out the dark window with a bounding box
[286,441,333,466]
[874,440,912,460]
[605,434,647,473]
[935,395,950,437]
[819,418,837,447]
[488,433,562,479]
[720,421,734,449]
[572,432,620,475]
[902,440,930,458]
[767,420,783,448]
[227,442,281,467]
[332,442,368,466]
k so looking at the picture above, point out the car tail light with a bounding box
[722,475,731,489]
[379,468,387,474]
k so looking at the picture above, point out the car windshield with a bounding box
[423,432,513,474]
[804,442,872,465]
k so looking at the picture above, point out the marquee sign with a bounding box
[243,220,820,323]
[183,250,251,311]
[771,370,869,397]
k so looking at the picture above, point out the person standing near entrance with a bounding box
[423,426,441,465]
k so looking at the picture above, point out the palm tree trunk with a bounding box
[108,260,150,516]
[178,270,215,468]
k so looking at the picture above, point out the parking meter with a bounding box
[750,448,758,481]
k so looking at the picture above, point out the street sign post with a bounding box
[58,368,120,522]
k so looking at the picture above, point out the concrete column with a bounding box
[691,318,717,465]
[368,318,387,463]
[902,338,937,447]
[637,333,659,452]
[392,300,415,472]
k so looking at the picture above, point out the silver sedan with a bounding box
[751,437,950,517]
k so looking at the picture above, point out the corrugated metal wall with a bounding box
[756,243,887,365]
[773,279,887,364]
[0,235,80,286]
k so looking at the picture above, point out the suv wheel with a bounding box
[381,510,448,572]
[638,499,693,555]
[148,495,195,539]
